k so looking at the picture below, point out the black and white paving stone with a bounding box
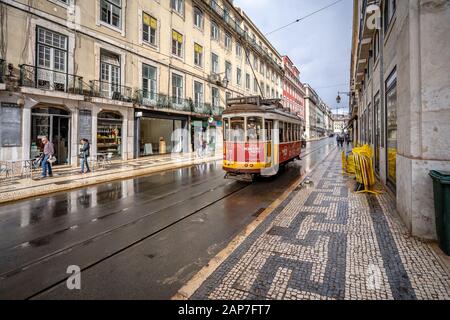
[191,149,450,300]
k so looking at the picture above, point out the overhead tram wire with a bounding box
[264,0,346,37]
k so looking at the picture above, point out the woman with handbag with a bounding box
[79,139,91,174]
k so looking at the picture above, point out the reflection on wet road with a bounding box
[0,138,335,299]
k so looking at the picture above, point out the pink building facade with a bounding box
[282,56,305,122]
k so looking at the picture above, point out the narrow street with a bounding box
[1,0,449,308]
[0,139,335,299]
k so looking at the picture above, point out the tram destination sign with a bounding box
[226,96,261,106]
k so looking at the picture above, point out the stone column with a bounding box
[396,0,450,239]
[126,107,135,160]
[69,102,79,167]
[91,105,99,158]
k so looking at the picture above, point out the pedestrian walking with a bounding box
[301,130,307,149]
[41,136,54,179]
[79,138,91,174]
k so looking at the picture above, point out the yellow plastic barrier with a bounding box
[341,150,347,174]
[347,154,355,174]
[352,145,382,195]
[342,150,356,175]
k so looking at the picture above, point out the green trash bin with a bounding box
[429,170,450,255]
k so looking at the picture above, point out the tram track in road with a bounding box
[22,181,253,300]
[32,140,336,300]
[0,177,249,276]
[0,174,254,299]
[0,168,227,250]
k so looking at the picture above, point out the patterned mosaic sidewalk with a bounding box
[191,149,450,300]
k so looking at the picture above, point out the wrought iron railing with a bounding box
[134,90,191,112]
[19,64,84,94]
[0,59,5,83]
[135,90,225,116]
[90,80,133,102]
[192,102,212,115]
[211,105,225,117]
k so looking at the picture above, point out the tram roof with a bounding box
[223,96,302,121]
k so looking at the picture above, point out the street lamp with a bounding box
[221,75,229,88]
[211,72,229,88]
[336,91,350,104]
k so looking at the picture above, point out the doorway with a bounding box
[31,107,71,165]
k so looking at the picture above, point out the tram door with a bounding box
[265,120,273,164]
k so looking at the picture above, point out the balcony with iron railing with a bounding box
[89,80,133,102]
[19,64,85,94]
[135,89,225,117]
[211,105,225,117]
[203,0,283,73]
[192,102,212,115]
[135,90,191,113]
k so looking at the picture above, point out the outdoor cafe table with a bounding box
[2,159,34,181]
[91,153,107,171]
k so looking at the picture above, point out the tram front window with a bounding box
[230,117,245,142]
[247,117,262,142]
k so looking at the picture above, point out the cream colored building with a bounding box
[349,0,450,240]
[0,0,284,166]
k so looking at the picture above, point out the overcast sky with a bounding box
[235,0,353,114]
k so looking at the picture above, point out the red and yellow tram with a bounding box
[222,96,303,181]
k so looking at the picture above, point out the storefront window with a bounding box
[139,117,183,156]
[386,69,397,187]
[97,111,122,159]
[31,107,70,165]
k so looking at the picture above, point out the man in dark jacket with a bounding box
[80,139,91,174]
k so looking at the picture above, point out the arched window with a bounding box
[193,7,203,29]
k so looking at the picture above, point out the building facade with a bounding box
[282,55,305,122]
[303,84,331,140]
[332,114,350,134]
[324,107,334,136]
[0,0,284,165]
[349,0,450,239]
[303,84,318,140]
